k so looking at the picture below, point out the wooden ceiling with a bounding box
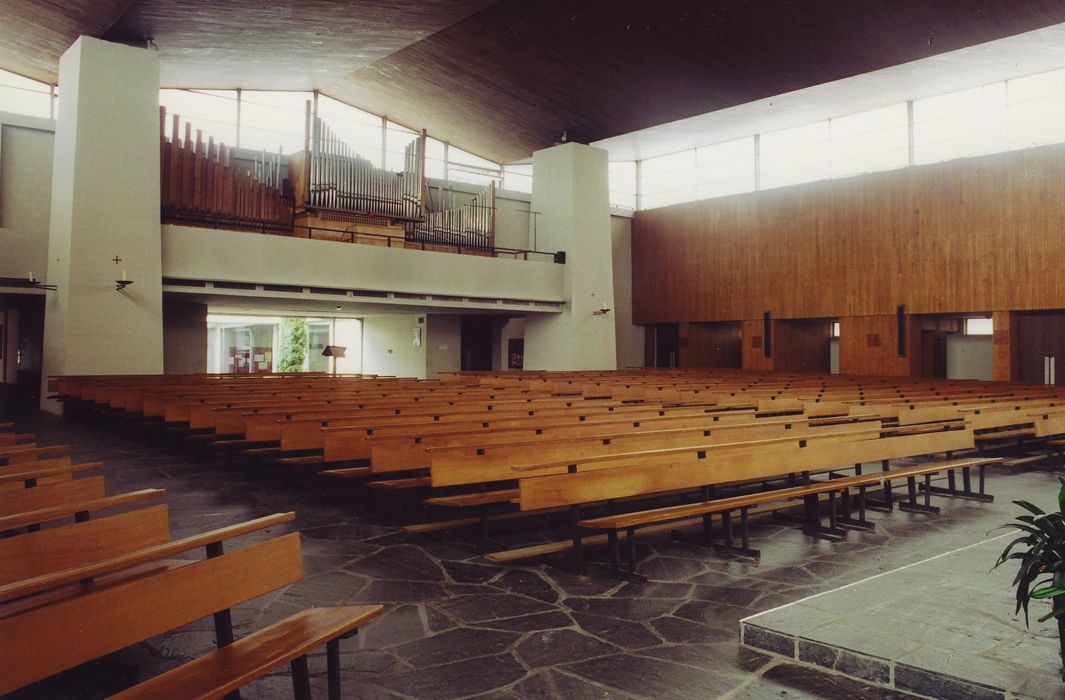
[3,0,1065,162]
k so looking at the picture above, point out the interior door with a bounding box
[654,324,679,368]
[1015,312,1065,385]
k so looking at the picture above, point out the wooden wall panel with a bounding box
[838,315,920,377]
[992,310,1016,382]
[741,319,773,371]
[773,320,832,373]
[684,322,742,369]
[632,142,1065,325]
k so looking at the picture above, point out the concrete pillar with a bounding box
[41,37,163,410]
[524,143,617,370]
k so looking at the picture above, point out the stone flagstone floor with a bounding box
[8,412,1065,699]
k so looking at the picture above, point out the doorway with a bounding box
[644,324,679,368]
[461,316,495,371]
[0,294,45,419]
[1016,311,1065,385]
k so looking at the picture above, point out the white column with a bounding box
[41,37,163,411]
[524,143,617,370]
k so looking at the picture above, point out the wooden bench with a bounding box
[576,455,998,579]
[0,443,70,465]
[0,463,105,516]
[0,488,168,585]
[496,428,986,575]
[0,512,384,699]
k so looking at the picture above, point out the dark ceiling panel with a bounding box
[103,0,499,90]
[328,0,1065,162]
[2,0,1064,163]
[0,0,138,83]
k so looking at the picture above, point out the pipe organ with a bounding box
[159,100,498,252]
[303,115,423,222]
[159,107,293,233]
[406,183,495,251]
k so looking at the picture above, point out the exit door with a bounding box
[644,324,679,368]
[1015,312,1065,385]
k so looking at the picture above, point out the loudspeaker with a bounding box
[763,311,772,358]
[553,250,566,264]
[897,304,906,357]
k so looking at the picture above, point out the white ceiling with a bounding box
[593,22,1065,162]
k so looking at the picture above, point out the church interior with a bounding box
[4,2,1065,698]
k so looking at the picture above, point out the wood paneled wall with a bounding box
[838,315,920,377]
[632,142,1065,324]
[773,320,832,373]
[992,310,1016,382]
[681,322,742,368]
[741,319,773,371]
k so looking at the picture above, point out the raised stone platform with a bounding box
[740,535,1063,700]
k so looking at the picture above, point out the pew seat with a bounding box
[110,605,383,700]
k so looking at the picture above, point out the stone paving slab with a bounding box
[9,412,1065,699]
[741,536,1065,699]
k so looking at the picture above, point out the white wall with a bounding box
[362,314,427,379]
[0,118,54,281]
[333,319,363,373]
[162,225,564,303]
[426,314,461,378]
[946,334,993,380]
[524,143,617,370]
[42,38,163,410]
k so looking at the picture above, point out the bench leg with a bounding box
[570,506,584,576]
[626,526,637,575]
[326,629,359,700]
[608,529,620,577]
[921,466,995,503]
[328,638,341,700]
[899,475,940,514]
[291,655,312,700]
[800,493,847,541]
[838,487,876,530]
[866,459,894,512]
[713,508,760,559]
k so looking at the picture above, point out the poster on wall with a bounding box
[508,339,524,369]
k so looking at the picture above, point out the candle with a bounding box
[28,271,33,281]
[122,269,127,280]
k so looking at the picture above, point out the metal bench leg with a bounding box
[838,487,875,530]
[291,655,312,700]
[570,506,584,575]
[801,492,846,540]
[608,529,620,576]
[866,459,893,512]
[899,475,940,514]
[713,508,760,559]
[625,526,637,574]
[327,638,342,700]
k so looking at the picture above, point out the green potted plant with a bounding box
[995,477,1065,679]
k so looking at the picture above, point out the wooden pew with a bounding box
[494,428,996,576]
[0,489,168,585]
[0,512,384,699]
[0,466,105,516]
[0,443,70,465]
